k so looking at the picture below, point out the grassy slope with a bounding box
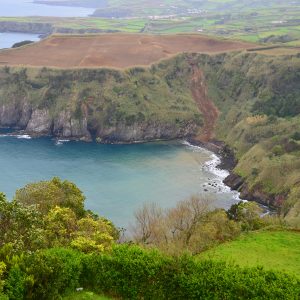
[63,291,113,299]
[0,58,202,136]
[199,231,300,278]
[193,52,300,222]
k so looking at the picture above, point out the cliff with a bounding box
[0,52,300,221]
[0,59,202,142]
[0,21,118,36]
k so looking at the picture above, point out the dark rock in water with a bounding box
[224,173,244,190]
[12,40,34,48]
[204,189,208,192]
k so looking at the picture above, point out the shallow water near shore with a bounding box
[0,135,240,226]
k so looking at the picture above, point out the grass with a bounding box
[1,0,300,45]
[199,231,300,278]
[63,291,113,300]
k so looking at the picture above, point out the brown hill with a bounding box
[0,34,255,68]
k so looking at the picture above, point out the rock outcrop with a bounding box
[224,173,286,209]
[96,121,198,143]
[0,102,197,142]
[53,111,91,141]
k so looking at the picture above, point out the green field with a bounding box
[199,231,300,278]
[63,291,112,300]
[1,0,300,44]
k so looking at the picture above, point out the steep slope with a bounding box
[189,61,219,142]
[0,51,299,222]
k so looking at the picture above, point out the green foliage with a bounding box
[227,201,265,231]
[199,230,300,278]
[14,177,86,217]
[63,291,112,300]
[4,265,33,300]
[1,179,118,253]
[292,131,300,141]
[44,206,78,247]
[22,248,83,300]
[0,263,6,295]
[271,145,284,156]
[81,244,300,299]
[0,193,45,252]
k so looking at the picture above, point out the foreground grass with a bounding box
[63,291,113,300]
[199,231,300,278]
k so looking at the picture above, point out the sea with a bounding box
[0,134,240,227]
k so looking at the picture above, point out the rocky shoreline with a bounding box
[0,126,277,212]
[188,138,277,212]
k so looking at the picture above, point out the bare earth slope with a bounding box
[190,62,219,142]
[0,34,254,68]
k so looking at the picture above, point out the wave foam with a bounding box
[16,134,32,139]
[182,140,241,200]
[55,139,70,146]
[0,133,32,139]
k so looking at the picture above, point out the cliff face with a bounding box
[0,21,53,34]
[1,51,300,219]
[0,58,202,142]
[0,21,118,36]
[0,102,198,143]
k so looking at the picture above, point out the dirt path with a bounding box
[189,62,219,142]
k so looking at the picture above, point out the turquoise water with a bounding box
[0,135,240,226]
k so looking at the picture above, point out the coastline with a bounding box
[0,128,275,212]
[187,137,274,213]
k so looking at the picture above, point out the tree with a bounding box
[132,203,164,244]
[14,177,86,217]
[44,207,115,252]
[44,206,77,247]
[71,216,115,253]
[227,201,264,231]
[0,193,45,252]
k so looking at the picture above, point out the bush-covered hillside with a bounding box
[1,178,300,299]
[0,60,202,142]
[0,51,299,221]
[192,52,300,225]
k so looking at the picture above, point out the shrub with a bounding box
[2,245,300,299]
[4,265,33,300]
[23,248,83,300]
[81,244,300,299]
[14,177,86,218]
[272,145,284,156]
[292,132,300,141]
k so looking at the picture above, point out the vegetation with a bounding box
[0,178,299,299]
[187,51,300,226]
[2,244,300,299]
[0,179,118,254]
[1,50,299,221]
[63,291,112,300]
[0,60,202,140]
[132,197,242,255]
[2,0,300,45]
[199,230,300,278]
